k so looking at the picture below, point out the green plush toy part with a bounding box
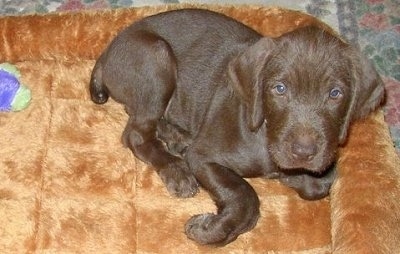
[0,63,32,112]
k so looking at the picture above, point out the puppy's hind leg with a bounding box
[119,32,198,198]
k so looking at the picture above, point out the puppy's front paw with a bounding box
[185,213,223,245]
[159,161,199,198]
[185,213,245,246]
[279,173,331,200]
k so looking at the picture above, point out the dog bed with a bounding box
[0,4,399,253]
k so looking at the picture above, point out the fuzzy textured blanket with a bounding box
[0,4,399,254]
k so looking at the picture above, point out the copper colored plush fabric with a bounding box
[0,4,399,253]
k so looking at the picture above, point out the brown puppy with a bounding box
[90,9,384,246]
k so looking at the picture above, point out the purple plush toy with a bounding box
[0,63,31,112]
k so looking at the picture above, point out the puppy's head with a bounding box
[229,26,384,173]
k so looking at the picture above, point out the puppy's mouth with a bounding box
[278,162,328,174]
[269,146,336,174]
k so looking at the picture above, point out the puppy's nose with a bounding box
[291,135,317,161]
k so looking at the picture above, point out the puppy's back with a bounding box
[120,9,261,56]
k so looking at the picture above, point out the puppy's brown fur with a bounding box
[90,9,384,245]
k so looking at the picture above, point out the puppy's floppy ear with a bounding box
[339,49,385,144]
[228,37,276,131]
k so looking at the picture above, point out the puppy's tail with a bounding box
[90,59,109,104]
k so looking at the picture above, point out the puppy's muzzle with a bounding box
[291,134,317,161]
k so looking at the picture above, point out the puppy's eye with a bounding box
[329,88,343,99]
[272,83,287,95]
